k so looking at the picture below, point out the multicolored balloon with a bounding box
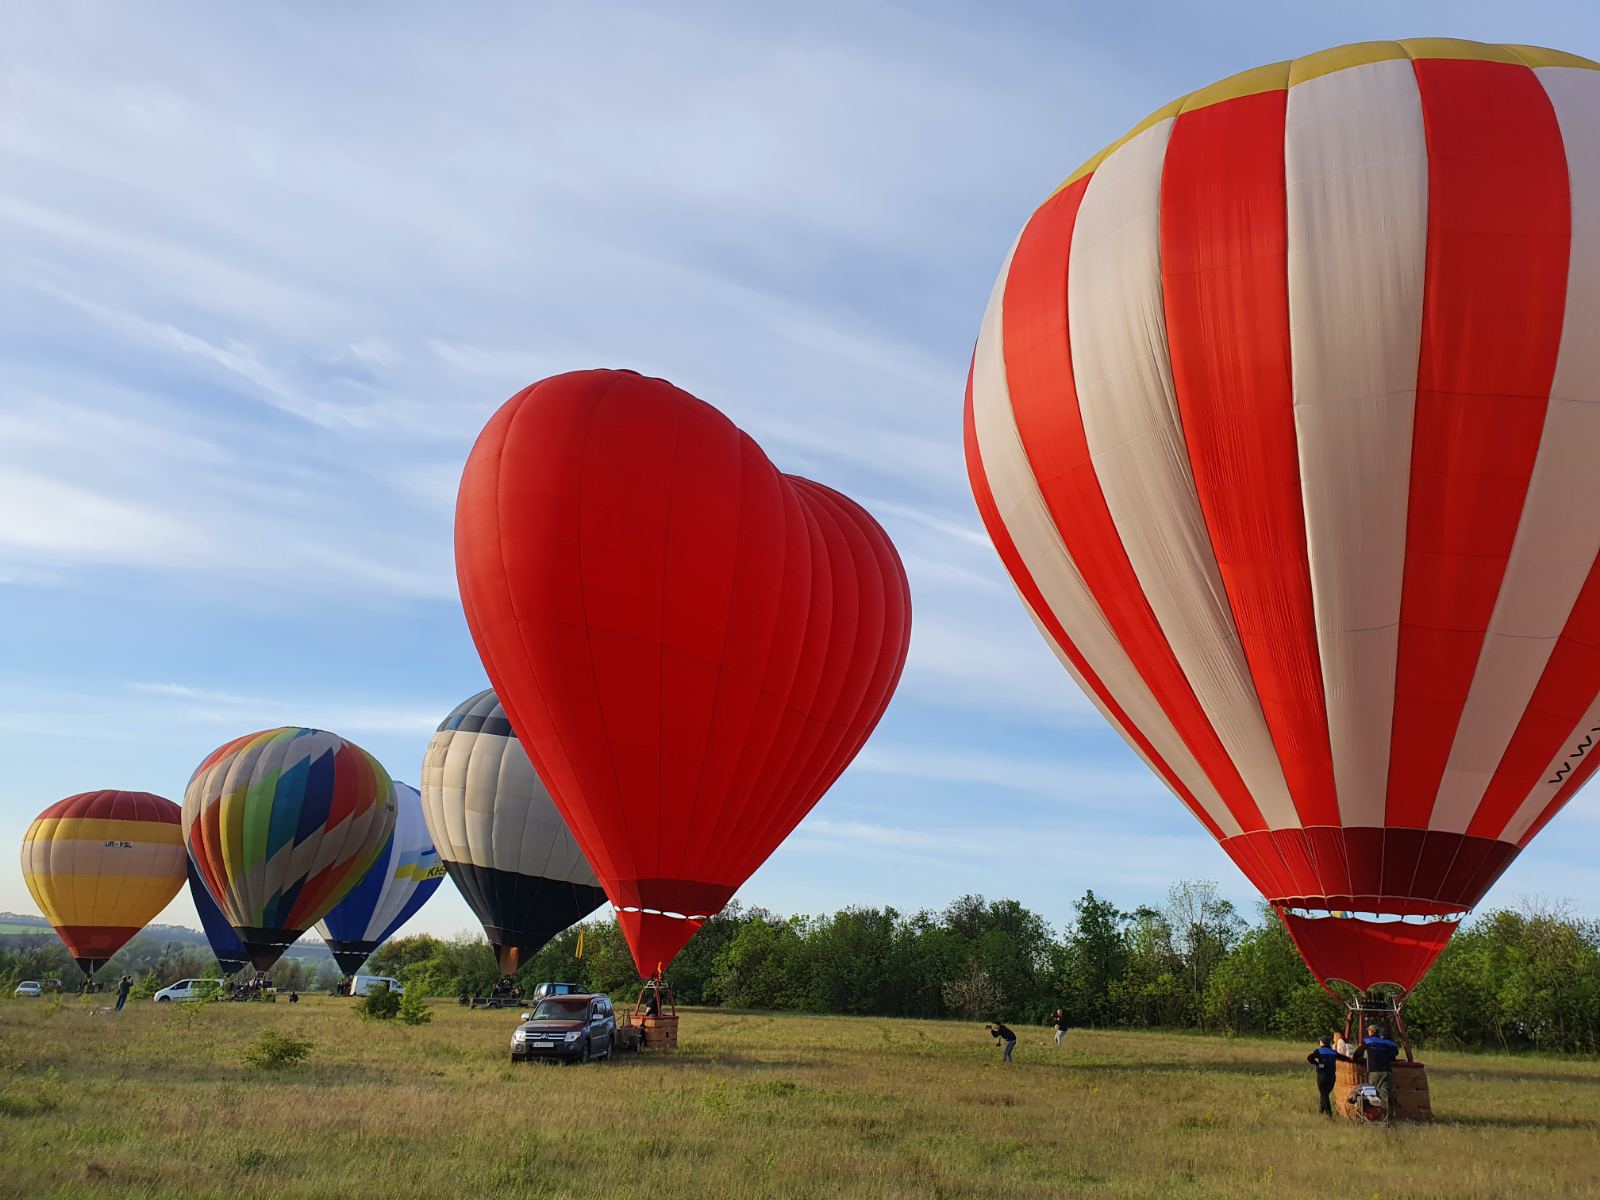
[421,690,605,975]
[183,728,396,972]
[965,38,1600,995]
[315,782,445,976]
[20,790,187,978]
[187,860,249,978]
[455,370,912,976]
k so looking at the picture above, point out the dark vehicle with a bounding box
[510,993,615,1064]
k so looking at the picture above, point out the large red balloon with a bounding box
[456,370,911,975]
[966,39,1600,995]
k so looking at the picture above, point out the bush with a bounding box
[397,990,432,1026]
[356,983,401,1021]
[242,1030,312,1071]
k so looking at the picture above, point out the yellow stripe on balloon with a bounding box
[25,817,184,845]
[23,872,186,927]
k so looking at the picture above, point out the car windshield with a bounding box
[531,997,587,1020]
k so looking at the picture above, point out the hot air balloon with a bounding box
[187,860,249,978]
[966,38,1600,999]
[455,370,912,976]
[420,690,606,976]
[20,790,187,980]
[183,728,396,972]
[315,782,445,976]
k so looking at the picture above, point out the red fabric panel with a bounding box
[1279,910,1458,993]
[963,369,1228,843]
[1470,553,1600,838]
[616,908,706,978]
[1159,89,1338,829]
[1002,178,1266,834]
[1386,59,1571,828]
[35,789,180,824]
[1303,827,1353,901]
[54,925,141,961]
[1224,826,1520,913]
[724,480,910,883]
[455,371,911,976]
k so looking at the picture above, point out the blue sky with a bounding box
[7,1,1600,942]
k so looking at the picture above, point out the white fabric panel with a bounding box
[1066,119,1297,831]
[969,241,1242,838]
[1491,66,1600,845]
[1502,691,1600,845]
[1284,59,1428,831]
[420,693,599,885]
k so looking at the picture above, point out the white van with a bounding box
[152,978,220,1003]
[348,975,404,997]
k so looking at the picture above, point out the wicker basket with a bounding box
[641,1014,679,1049]
[1335,1059,1433,1122]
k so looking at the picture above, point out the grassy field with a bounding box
[1,997,1597,1199]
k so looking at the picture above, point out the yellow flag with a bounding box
[575,927,585,959]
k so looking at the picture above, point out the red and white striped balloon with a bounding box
[966,39,1600,992]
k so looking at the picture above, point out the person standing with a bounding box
[1051,1009,1069,1047]
[1353,1025,1402,1118]
[114,974,132,1012]
[1306,1036,1350,1117]
[989,1022,1017,1063]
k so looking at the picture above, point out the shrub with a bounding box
[396,990,432,1026]
[356,983,401,1022]
[242,1030,312,1071]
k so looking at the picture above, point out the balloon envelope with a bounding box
[420,690,606,975]
[183,728,396,972]
[21,790,186,978]
[455,370,912,975]
[966,38,1600,994]
[315,782,444,976]
[187,859,249,978]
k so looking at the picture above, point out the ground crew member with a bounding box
[115,974,132,1012]
[1353,1025,1402,1117]
[988,1022,1017,1063]
[1051,1009,1069,1047]
[1306,1036,1350,1116]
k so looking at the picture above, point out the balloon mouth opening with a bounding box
[1281,907,1465,925]
[616,905,711,922]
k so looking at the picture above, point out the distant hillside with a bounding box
[0,912,338,969]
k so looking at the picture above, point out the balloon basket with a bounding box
[626,978,679,1052]
[1334,994,1433,1122]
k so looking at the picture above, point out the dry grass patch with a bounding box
[0,996,1597,1197]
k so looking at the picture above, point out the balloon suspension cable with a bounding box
[1343,991,1415,1064]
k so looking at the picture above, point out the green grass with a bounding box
[1,996,1597,1198]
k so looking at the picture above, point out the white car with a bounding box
[348,974,404,997]
[152,978,219,1003]
[13,981,42,998]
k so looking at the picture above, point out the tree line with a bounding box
[367,882,1600,1054]
[7,881,1599,1053]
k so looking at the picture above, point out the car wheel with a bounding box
[580,1039,592,1065]
[156,996,170,1003]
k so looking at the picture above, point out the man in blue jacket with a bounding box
[1353,1025,1402,1117]
[1306,1036,1350,1116]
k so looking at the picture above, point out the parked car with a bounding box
[531,981,582,1000]
[510,993,615,1064]
[13,981,42,998]
[348,975,405,997]
[152,978,221,1003]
